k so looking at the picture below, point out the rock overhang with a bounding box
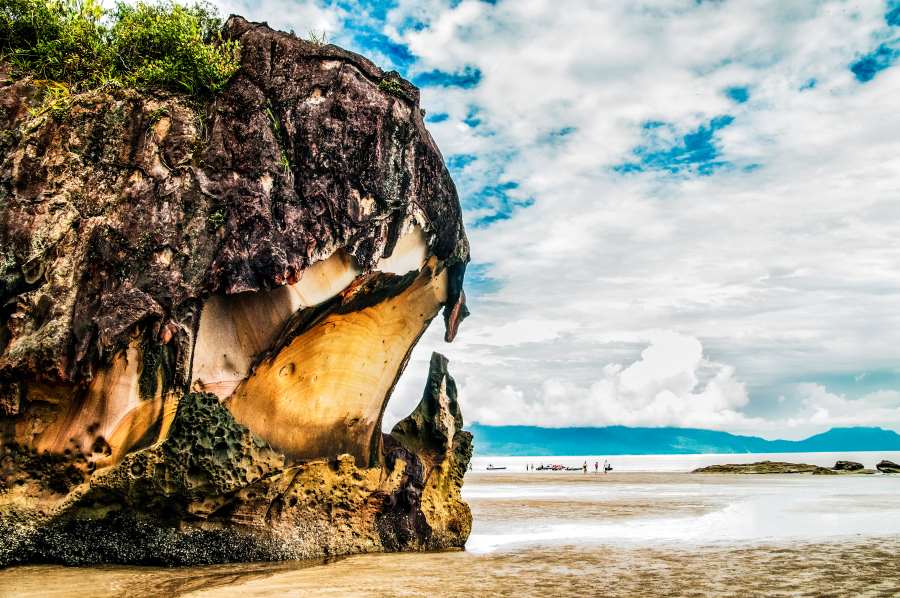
[0,15,469,386]
[0,16,473,565]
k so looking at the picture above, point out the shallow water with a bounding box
[472,450,900,472]
[3,453,900,597]
[464,471,900,553]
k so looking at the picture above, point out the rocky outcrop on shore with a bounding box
[692,461,835,474]
[876,460,900,473]
[692,460,879,475]
[832,460,864,471]
[0,17,471,565]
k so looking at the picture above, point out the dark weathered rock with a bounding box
[0,16,467,386]
[876,460,900,473]
[833,460,864,471]
[694,460,880,475]
[693,461,835,475]
[0,18,473,566]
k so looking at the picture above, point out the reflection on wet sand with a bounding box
[2,471,900,597]
[0,560,328,598]
[6,540,897,598]
[188,540,900,598]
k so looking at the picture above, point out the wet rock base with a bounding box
[0,354,472,567]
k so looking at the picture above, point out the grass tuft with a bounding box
[0,0,240,100]
[305,29,327,47]
[378,75,405,99]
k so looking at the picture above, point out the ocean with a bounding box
[3,451,900,597]
[471,450,900,472]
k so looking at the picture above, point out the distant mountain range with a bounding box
[468,424,900,456]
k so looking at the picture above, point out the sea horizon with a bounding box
[471,450,900,472]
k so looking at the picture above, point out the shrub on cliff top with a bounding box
[0,0,239,98]
[111,1,239,96]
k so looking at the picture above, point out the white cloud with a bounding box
[213,0,341,35]
[794,384,900,431]
[388,331,900,441]
[385,0,900,437]
[206,0,900,438]
[451,331,760,431]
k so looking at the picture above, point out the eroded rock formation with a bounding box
[876,460,900,473]
[693,461,877,475]
[0,17,472,566]
[693,462,835,474]
[832,460,864,472]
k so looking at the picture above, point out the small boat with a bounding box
[486,465,507,470]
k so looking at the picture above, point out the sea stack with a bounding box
[0,17,471,565]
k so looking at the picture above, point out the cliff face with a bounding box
[0,17,472,565]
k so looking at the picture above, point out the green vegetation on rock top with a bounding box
[0,0,239,99]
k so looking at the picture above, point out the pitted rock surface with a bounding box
[0,17,473,566]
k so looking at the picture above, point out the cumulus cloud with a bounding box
[794,384,900,431]
[387,331,900,441]
[210,0,900,438]
[457,331,757,430]
[173,0,343,35]
[385,0,900,437]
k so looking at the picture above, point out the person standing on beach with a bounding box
[583,461,587,473]
[594,461,599,474]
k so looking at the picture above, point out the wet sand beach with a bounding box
[5,539,900,598]
[3,466,900,597]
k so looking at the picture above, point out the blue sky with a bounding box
[216,0,900,439]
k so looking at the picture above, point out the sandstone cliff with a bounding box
[0,16,472,565]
